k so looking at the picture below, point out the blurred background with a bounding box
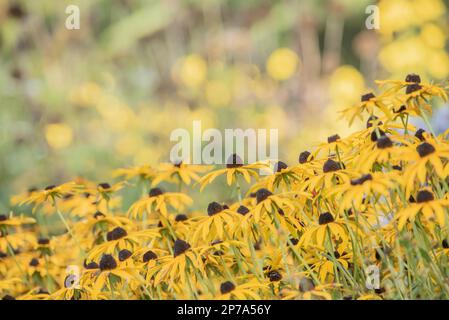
[1,0,449,209]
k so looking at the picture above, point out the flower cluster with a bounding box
[2,75,449,300]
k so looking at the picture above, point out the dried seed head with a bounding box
[322,159,341,173]
[318,212,334,225]
[376,136,393,149]
[226,154,243,168]
[106,227,128,241]
[405,73,421,83]
[236,205,250,215]
[149,188,164,197]
[361,92,375,102]
[143,250,158,263]
[416,142,435,158]
[220,281,236,294]
[256,188,273,204]
[299,151,312,164]
[350,174,373,186]
[327,134,341,144]
[173,239,191,257]
[416,190,435,203]
[118,249,132,262]
[207,202,223,216]
[99,254,117,271]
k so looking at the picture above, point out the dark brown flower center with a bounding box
[142,250,158,262]
[416,190,435,203]
[207,202,223,216]
[405,73,421,83]
[268,270,283,282]
[99,254,117,271]
[173,239,191,257]
[237,205,250,215]
[98,183,111,190]
[29,258,39,267]
[220,281,236,294]
[350,174,373,186]
[361,92,375,102]
[38,238,50,245]
[226,153,243,168]
[416,142,435,158]
[149,188,164,197]
[106,227,128,241]
[45,185,56,191]
[376,136,393,149]
[318,212,334,225]
[175,214,188,222]
[274,161,288,172]
[327,134,340,144]
[0,215,7,221]
[323,159,341,173]
[256,188,273,204]
[406,83,422,94]
[366,115,382,128]
[415,128,426,141]
[299,151,312,164]
[370,129,386,142]
[118,249,132,262]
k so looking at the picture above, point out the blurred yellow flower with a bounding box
[413,0,445,25]
[176,54,208,88]
[421,23,446,49]
[266,48,300,81]
[205,80,231,107]
[44,123,73,149]
[329,65,365,105]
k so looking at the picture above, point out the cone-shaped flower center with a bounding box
[220,281,236,294]
[99,254,117,271]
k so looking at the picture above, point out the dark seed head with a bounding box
[118,249,132,262]
[366,115,382,128]
[416,190,435,203]
[327,134,340,144]
[207,202,223,216]
[256,188,273,204]
[98,183,111,190]
[274,161,288,173]
[106,227,128,241]
[394,105,407,113]
[0,251,7,259]
[406,83,422,94]
[94,211,105,219]
[173,239,191,257]
[226,154,243,168]
[37,238,50,245]
[268,270,283,282]
[322,159,341,173]
[173,160,183,168]
[405,73,421,83]
[442,239,449,249]
[99,254,117,271]
[415,128,426,141]
[149,188,164,197]
[376,136,393,149]
[350,174,373,186]
[175,214,188,222]
[142,250,158,262]
[299,151,312,164]
[2,295,15,300]
[416,142,435,158]
[8,4,26,19]
[45,185,56,191]
[392,165,402,171]
[85,261,99,270]
[220,281,236,294]
[289,238,299,246]
[236,205,250,215]
[370,129,386,142]
[361,92,375,102]
[299,277,315,292]
[29,258,39,267]
[0,215,7,221]
[318,212,334,225]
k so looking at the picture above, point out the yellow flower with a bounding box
[266,48,300,81]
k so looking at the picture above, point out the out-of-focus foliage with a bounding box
[1,0,449,211]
